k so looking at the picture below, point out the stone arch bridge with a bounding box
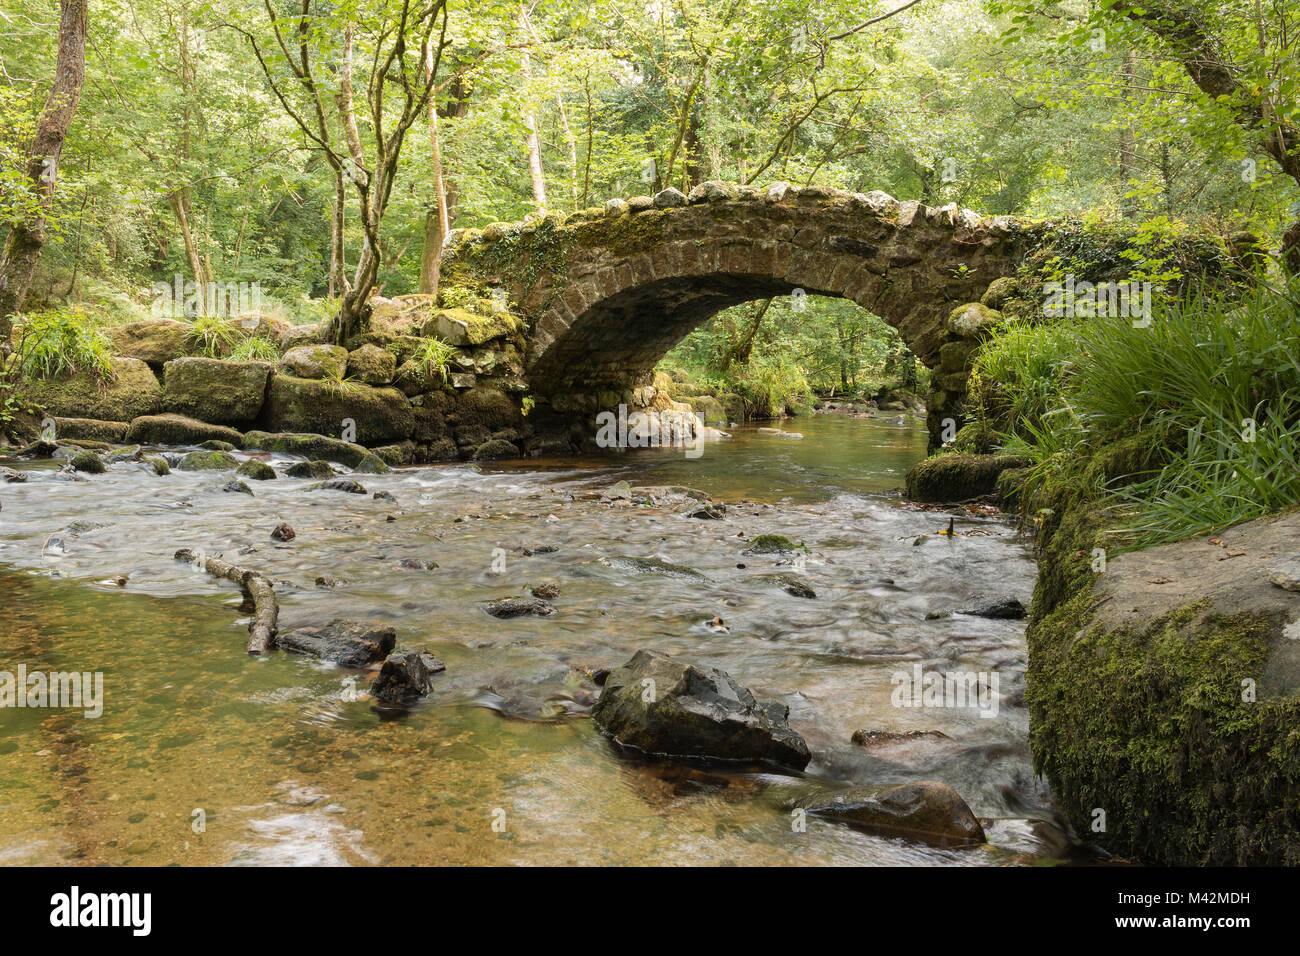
[440,181,1026,448]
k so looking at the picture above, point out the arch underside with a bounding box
[528,274,805,391]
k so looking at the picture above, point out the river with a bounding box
[0,412,1069,865]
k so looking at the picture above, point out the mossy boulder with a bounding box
[241,430,370,468]
[979,276,1020,310]
[127,414,244,447]
[346,343,397,385]
[421,308,519,347]
[160,357,271,425]
[259,375,414,445]
[905,452,1031,502]
[351,453,391,474]
[945,302,1002,340]
[106,319,193,368]
[235,459,277,480]
[284,459,336,480]
[177,450,239,471]
[686,394,728,426]
[50,417,130,443]
[69,449,105,473]
[1028,506,1300,865]
[451,386,521,432]
[279,323,324,351]
[472,438,519,460]
[281,344,348,380]
[23,356,163,422]
[140,456,170,476]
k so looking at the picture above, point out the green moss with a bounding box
[744,534,804,553]
[1025,453,1300,865]
[905,452,1030,502]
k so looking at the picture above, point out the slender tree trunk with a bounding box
[0,0,88,349]
[1118,51,1138,217]
[520,50,547,205]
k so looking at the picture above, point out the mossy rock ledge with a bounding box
[1028,506,1300,865]
[904,452,1031,502]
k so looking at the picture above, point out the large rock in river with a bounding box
[591,649,810,770]
[127,413,243,446]
[905,452,1031,502]
[260,374,414,445]
[161,357,272,425]
[795,781,986,847]
[241,430,371,468]
[23,357,163,422]
[275,620,397,667]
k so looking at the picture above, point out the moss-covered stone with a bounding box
[69,449,105,473]
[24,357,163,422]
[905,452,1031,502]
[945,302,1002,340]
[422,308,519,347]
[51,417,130,443]
[259,375,414,445]
[345,343,396,385]
[241,430,369,468]
[160,357,271,425]
[106,319,193,368]
[283,459,335,480]
[235,459,277,480]
[281,344,348,380]
[1027,503,1300,865]
[126,414,244,447]
[351,453,391,474]
[140,456,170,476]
[177,450,239,471]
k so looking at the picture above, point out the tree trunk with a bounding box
[1118,51,1138,218]
[0,0,88,349]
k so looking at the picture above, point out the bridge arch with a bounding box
[440,182,1028,443]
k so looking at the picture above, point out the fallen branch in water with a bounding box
[174,548,279,654]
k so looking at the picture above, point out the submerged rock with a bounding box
[275,620,396,667]
[369,650,446,704]
[773,574,816,599]
[1,467,27,483]
[481,596,556,618]
[743,534,801,555]
[591,649,810,770]
[531,582,560,600]
[221,480,253,496]
[307,478,367,494]
[271,522,295,542]
[795,781,986,847]
[600,556,710,580]
[958,597,1026,619]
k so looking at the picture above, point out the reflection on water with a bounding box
[0,413,1066,865]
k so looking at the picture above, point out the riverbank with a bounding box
[905,272,1300,864]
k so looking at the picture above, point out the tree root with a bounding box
[175,548,279,654]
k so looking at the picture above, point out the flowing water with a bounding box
[0,413,1069,866]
